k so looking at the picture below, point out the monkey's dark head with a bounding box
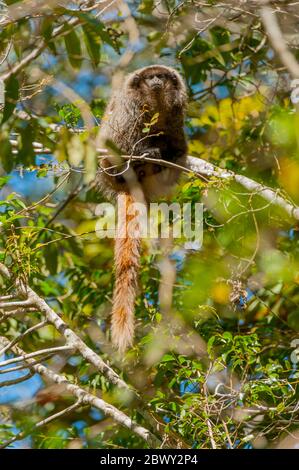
[125,65,187,108]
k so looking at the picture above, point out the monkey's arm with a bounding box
[162,132,188,162]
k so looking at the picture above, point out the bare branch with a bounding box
[0,262,183,447]
[0,335,161,448]
[0,262,131,391]
[0,345,73,368]
[0,320,48,356]
[0,1,114,81]
[0,370,34,388]
[7,136,299,221]
[0,299,34,309]
[260,4,299,78]
[187,156,299,221]
[0,400,82,449]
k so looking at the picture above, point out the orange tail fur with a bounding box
[111,193,141,352]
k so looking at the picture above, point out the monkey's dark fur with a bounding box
[96,64,188,201]
[96,65,188,352]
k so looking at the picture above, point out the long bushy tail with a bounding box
[111,193,141,352]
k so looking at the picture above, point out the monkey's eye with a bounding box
[156,74,163,79]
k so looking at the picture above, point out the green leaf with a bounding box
[82,24,101,67]
[0,135,13,172]
[14,198,27,209]
[0,176,10,188]
[138,0,154,14]
[207,335,216,355]
[36,168,49,178]
[45,244,58,276]
[41,19,57,54]
[55,103,81,128]
[161,354,175,362]
[90,98,106,121]
[64,29,82,70]
[78,13,119,52]
[2,75,19,124]
[223,331,233,341]
[287,309,299,332]
[17,122,35,166]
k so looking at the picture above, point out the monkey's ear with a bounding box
[130,74,141,88]
[170,72,178,86]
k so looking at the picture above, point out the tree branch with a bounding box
[9,133,299,221]
[0,263,131,391]
[260,3,299,79]
[0,0,114,81]
[0,336,160,448]
[0,262,178,447]
[187,156,299,221]
[0,400,82,449]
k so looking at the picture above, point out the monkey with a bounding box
[96,65,188,352]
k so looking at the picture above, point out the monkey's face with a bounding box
[143,72,171,92]
[127,66,183,100]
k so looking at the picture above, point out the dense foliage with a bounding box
[1,0,299,449]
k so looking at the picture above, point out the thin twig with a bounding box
[0,336,161,448]
[0,320,48,356]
